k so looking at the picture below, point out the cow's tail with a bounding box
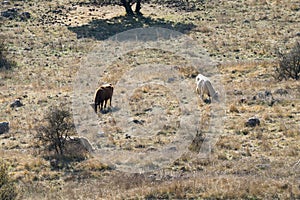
[94,90,98,113]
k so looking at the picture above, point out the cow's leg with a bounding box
[104,99,108,109]
[100,101,103,111]
[200,86,204,101]
[95,103,98,113]
[109,97,112,107]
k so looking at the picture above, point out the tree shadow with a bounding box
[68,14,196,41]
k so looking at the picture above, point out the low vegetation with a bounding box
[0,0,299,199]
[0,40,16,70]
[0,161,17,200]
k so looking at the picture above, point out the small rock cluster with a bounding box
[1,6,31,21]
[234,89,288,107]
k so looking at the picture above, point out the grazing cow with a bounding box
[196,74,219,103]
[94,83,114,113]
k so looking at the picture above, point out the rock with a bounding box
[0,121,9,134]
[67,136,93,152]
[20,11,31,21]
[274,88,288,96]
[252,90,276,106]
[2,0,11,5]
[245,117,260,127]
[132,119,144,125]
[239,97,247,104]
[233,89,243,95]
[256,90,272,99]
[10,99,23,108]
[52,9,62,14]
[125,134,131,139]
[1,8,19,19]
[1,8,30,21]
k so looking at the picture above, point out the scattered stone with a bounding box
[252,90,276,106]
[239,97,247,104]
[233,89,243,95]
[133,119,144,125]
[204,98,211,104]
[256,90,272,99]
[1,8,30,21]
[2,0,11,5]
[274,88,288,96]
[146,147,158,152]
[1,8,19,19]
[256,164,270,170]
[20,11,31,21]
[0,121,9,134]
[167,146,177,151]
[245,117,260,127]
[52,9,62,14]
[10,99,23,108]
[125,134,131,139]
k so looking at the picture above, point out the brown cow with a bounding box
[94,83,114,113]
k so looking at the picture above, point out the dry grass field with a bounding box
[0,0,299,199]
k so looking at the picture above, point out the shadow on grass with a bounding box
[68,14,196,41]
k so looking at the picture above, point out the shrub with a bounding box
[37,106,75,157]
[275,42,300,80]
[0,40,16,70]
[0,161,17,200]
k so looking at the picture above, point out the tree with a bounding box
[37,106,75,156]
[121,0,142,15]
[91,0,202,16]
[275,42,300,80]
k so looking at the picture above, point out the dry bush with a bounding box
[275,42,300,80]
[0,161,17,200]
[36,106,75,158]
[0,40,17,70]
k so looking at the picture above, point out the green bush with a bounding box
[0,161,17,200]
[275,42,300,80]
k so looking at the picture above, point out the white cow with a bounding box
[196,74,219,103]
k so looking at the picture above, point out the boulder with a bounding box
[1,8,19,19]
[245,117,260,127]
[0,121,9,134]
[67,136,93,152]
